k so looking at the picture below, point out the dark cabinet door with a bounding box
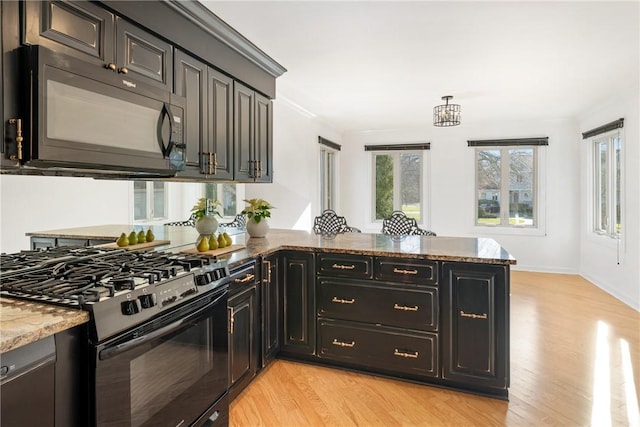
[261,254,280,367]
[441,262,509,390]
[174,50,206,170]
[253,93,272,183]
[24,0,115,66]
[234,82,254,182]
[115,17,173,91]
[206,68,234,180]
[280,251,315,356]
[228,283,260,400]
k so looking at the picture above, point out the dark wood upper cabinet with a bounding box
[23,1,172,91]
[234,82,273,183]
[206,67,234,180]
[115,17,172,92]
[174,50,207,169]
[24,0,115,65]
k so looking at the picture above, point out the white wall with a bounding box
[244,97,341,231]
[340,119,581,274]
[578,94,640,310]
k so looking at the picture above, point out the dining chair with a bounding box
[220,214,247,229]
[381,211,436,236]
[164,213,197,227]
[312,209,361,235]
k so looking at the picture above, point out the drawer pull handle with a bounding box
[394,349,419,359]
[393,267,418,275]
[460,310,487,320]
[332,263,356,270]
[332,339,355,348]
[234,273,255,284]
[332,296,355,305]
[393,303,418,312]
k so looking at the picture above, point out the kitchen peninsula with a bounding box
[2,227,516,426]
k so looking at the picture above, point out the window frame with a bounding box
[132,181,168,223]
[591,130,622,239]
[369,150,425,224]
[202,183,244,220]
[473,145,544,233]
[320,146,338,212]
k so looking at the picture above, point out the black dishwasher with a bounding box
[0,336,56,427]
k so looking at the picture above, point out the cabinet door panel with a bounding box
[207,68,234,179]
[254,93,272,182]
[233,82,254,181]
[174,50,206,168]
[261,255,280,366]
[24,0,115,65]
[116,17,172,91]
[228,284,259,400]
[318,319,438,378]
[442,263,509,390]
[280,252,315,355]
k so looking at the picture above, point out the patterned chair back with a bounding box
[164,212,197,227]
[313,210,361,235]
[381,211,436,236]
[220,214,247,229]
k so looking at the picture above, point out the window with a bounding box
[371,151,422,221]
[133,181,167,222]
[593,132,622,237]
[475,147,538,227]
[318,136,341,212]
[204,183,237,218]
[320,148,336,211]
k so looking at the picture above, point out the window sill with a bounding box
[470,225,546,237]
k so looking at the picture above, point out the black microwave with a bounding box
[21,46,186,176]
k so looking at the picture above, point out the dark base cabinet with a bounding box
[228,282,260,401]
[280,251,315,357]
[261,254,280,367]
[442,262,509,394]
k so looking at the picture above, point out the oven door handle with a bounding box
[99,291,225,360]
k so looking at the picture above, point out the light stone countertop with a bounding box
[0,298,89,353]
[4,226,515,353]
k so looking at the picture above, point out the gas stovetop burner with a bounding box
[1,246,231,342]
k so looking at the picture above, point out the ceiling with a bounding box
[202,1,639,134]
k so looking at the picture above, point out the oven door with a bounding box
[93,287,228,427]
[27,46,185,175]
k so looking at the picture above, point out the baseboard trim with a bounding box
[579,272,640,312]
[511,265,578,274]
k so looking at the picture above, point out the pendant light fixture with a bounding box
[433,95,461,127]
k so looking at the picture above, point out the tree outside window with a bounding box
[373,152,422,221]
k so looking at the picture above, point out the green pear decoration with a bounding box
[137,230,146,243]
[217,233,226,248]
[146,228,155,242]
[128,231,138,245]
[196,236,209,252]
[208,234,219,250]
[116,232,129,247]
[223,232,232,247]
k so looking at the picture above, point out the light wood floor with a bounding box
[230,271,640,426]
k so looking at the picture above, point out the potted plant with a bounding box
[241,198,274,238]
[191,198,221,236]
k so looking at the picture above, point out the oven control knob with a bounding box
[121,300,142,315]
[195,273,209,286]
[139,294,157,309]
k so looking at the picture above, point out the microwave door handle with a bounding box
[157,102,176,157]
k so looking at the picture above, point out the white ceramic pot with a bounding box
[195,215,218,236]
[246,218,269,238]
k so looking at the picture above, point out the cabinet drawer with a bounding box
[229,261,257,293]
[375,258,438,285]
[317,279,438,331]
[318,319,438,378]
[317,253,373,279]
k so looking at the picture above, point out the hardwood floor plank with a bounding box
[230,271,640,426]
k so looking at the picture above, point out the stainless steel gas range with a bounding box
[0,247,231,427]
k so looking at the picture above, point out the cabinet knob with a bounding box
[105,63,117,71]
[118,67,129,75]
